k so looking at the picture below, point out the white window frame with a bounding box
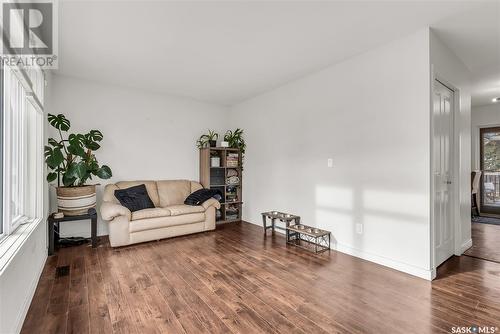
[0,64,45,242]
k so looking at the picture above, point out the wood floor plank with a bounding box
[67,250,90,334]
[85,246,113,334]
[464,221,500,263]
[125,244,189,334]
[42,246,74,334]
[21,255,59,334]
[21,222,500,334]
[97,245,141,334]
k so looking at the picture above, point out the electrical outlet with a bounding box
[355,223,363,234]
[327,158,333,168]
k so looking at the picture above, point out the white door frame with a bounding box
[430,69,462,279]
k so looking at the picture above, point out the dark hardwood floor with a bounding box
[464,221,500,263]
[22,221,500,334]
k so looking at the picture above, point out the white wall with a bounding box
[471,104,500,170]
[430,30,472,259]
[0,221,47,334]
[230,29,433,279]
[48,75,229,237]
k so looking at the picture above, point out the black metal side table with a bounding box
[48,208,97,255]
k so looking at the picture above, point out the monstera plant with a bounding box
[45,113,112,215]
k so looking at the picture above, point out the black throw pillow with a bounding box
[114,184,155,212]
[184,188,221,206]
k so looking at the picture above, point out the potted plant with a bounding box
[196,129,219,148]
[224,128,246,153]
[45,113,112,216]
[210,151,221,167]
[224,128,246,167]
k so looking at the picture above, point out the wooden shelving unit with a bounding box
[200,147,242,224]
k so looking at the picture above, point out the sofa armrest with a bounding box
[201,198,221,210]
[100,201,131,221]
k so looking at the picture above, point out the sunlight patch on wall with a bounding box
[316,208,354,245]
[363,189,428,218]
[315,185,353,210]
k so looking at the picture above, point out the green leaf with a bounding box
[66,161,87,179]
[46,172,58,182]
[67,134,86,157]
[47,138,61,147]
[68,133,85,146]
[62,173,77,187]
[68,144,85,157]
[75,161,88,179]
[84,141,100,151]
[44,146,64,169]
[88,159,99,172]
[87,130,103,142]
[47,113,70,131]
[95,165,112,179]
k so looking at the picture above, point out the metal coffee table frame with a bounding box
[261,211,300,242]
[287,224,330,253]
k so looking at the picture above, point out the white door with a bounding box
[433,79,454,267]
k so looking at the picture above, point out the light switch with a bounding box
[327,158,333,168]
[356,223,363,234]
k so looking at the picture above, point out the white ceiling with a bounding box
[432,1,500,107]
[56,1,498,106]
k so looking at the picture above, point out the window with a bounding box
[1,65,44,239]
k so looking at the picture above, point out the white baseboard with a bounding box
[244,218,433,281]
[14,252,47,334]
[458,238,473,254]
[334,243,433,280]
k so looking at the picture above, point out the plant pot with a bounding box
[211,156,221,167]
[220,141,229,148]
[209,140,217,147]
[56,185,97,216]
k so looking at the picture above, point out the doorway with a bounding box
[463,126,500,263]
[480,127,500,215]
[433,79,455,268]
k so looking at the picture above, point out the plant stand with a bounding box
[287,224,331,253]
[261,211,301,241]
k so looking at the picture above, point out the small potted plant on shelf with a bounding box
[196,129,219,148]
[210,151,221,167]
[224,128,245,152]
[224,128,246,168]
[44,113,112,216]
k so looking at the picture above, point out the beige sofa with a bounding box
[100,180,220,247]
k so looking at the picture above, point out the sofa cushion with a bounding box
[131,208,171,221]
[167,204,205,216]
[129,213,205,233]
[114,184,155,212]
[157,180,191,207]
[115,181,160,207]
[184,188,221,206]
